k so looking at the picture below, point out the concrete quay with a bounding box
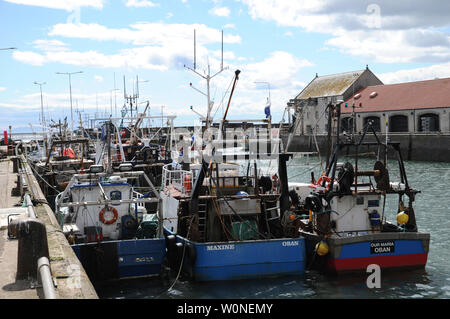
[0,156,98,299]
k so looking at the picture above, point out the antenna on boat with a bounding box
[136,75,139,99]
[123,75,127,99]
[184,29,228,130]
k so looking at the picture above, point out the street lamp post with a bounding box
[56,71,83,133]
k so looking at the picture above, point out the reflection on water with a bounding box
[96,157,450,299]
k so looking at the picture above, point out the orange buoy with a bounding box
[184,174,192,192]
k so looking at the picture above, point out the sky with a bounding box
[1,0,450,133]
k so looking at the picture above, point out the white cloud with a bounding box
[12,51,47,66]
[48,22,241,45]
[240,51,313,90]
[14,22,241,71]
[210,7,230,17]
[94,75,104,82]
[125,0,158,8]
[1,91,116,114]
[0,87,6,92]
[223,24,236,29]
[241,0,450,64]
[13,47,186,71]
[195,51,313,119]
[3,0,104,11]
[32,39,68,52]
[379,63,450,84]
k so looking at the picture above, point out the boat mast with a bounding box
[184,29,228,130]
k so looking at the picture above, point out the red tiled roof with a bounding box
[341,77,450,114]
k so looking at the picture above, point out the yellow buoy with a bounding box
[397,211,409,225]
[315,241,329,256]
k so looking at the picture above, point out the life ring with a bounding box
[99,206,118,225]
[317,175,331,186]
[310,175,334,193]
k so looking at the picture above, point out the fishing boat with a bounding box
[160,107,307,281]
[161,154,306,281]
[53,121,167,282]
[158,34,305,281]
[288,102,430,274]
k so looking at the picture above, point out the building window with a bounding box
[389,115,409,132]
[418,113,439,132]
[341,117,353,133]
[364,116,381,132]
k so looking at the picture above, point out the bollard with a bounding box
[12,156,19,173]
[8,218,50,280]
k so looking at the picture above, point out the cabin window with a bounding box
[418,113,439,132]
[364,116,381,132]
[341,117,353,133]
[110,191,122,201]
[389,115,409,132]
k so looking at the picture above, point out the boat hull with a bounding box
[302,231,429,274]
[72,238,166,281]
[165,229,306,281]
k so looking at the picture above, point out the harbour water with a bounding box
[95,157,450,299]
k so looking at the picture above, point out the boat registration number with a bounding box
[370,241,395,254]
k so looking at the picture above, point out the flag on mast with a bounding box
[264,97,271,119]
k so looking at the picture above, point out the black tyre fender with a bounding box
[165,234,177,251]
[185,242,197,265]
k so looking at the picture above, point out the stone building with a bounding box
[341,77,450,134]
[290,67,383,135]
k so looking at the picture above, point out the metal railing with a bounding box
[162,164,192,194]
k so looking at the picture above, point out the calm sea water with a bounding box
[96,157,450,299]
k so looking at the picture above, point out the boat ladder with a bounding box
[263,201,280,221]
[197,199,208,242]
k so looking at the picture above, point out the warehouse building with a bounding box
[341,77,450,134]
[290,66,383,135]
